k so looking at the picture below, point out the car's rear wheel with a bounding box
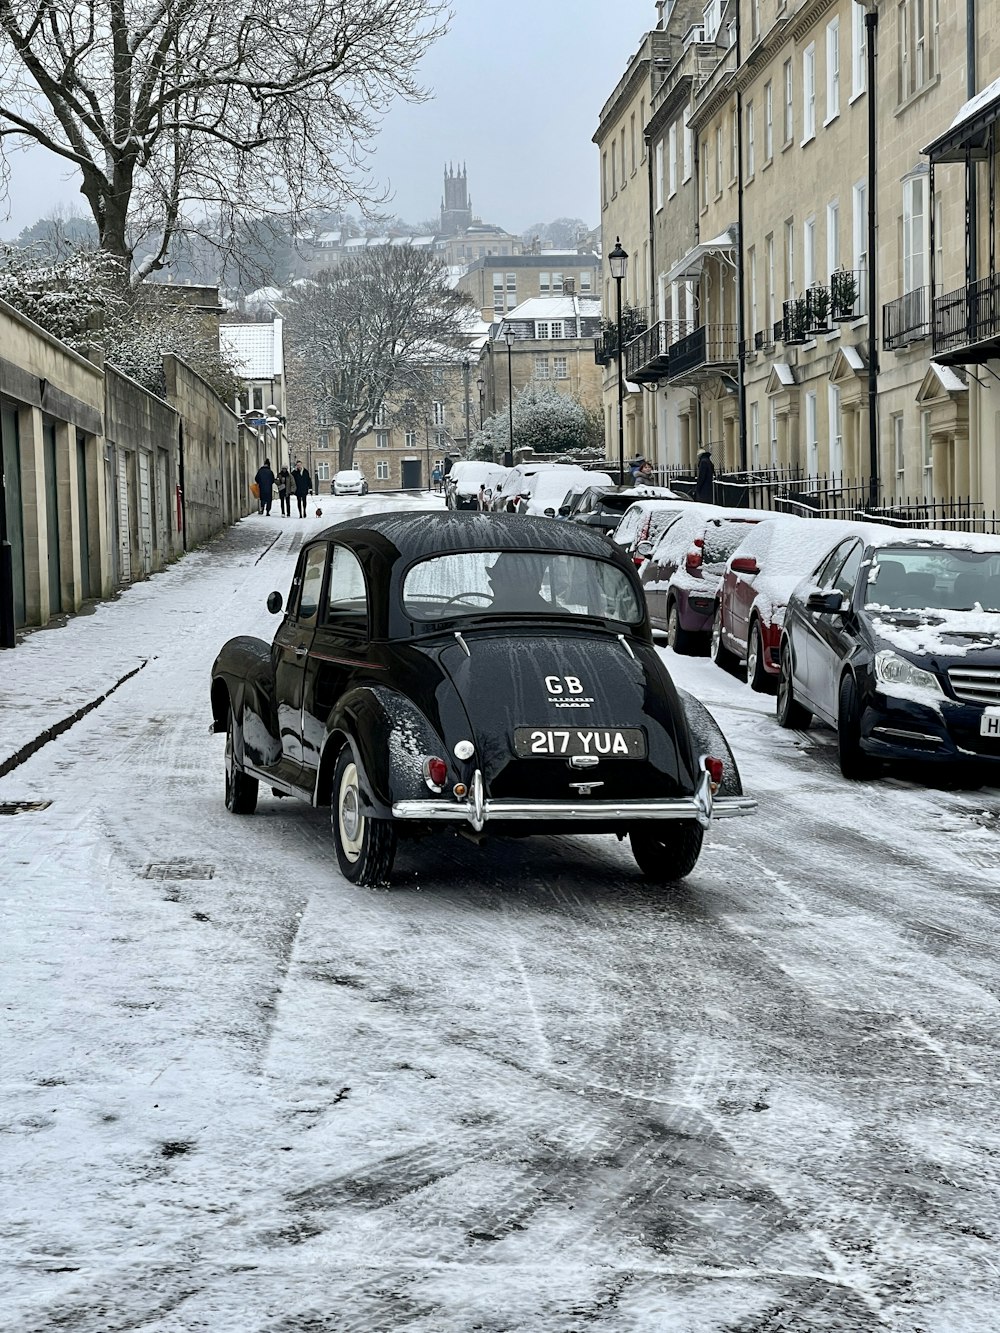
[747,621,776,694]
[630,823,704,881]
[710,606,739,673]
[776,643,812,729]
[225,703,258,814]
[332,747,397,886]
[667,602,698,656]
[838,674,874,780]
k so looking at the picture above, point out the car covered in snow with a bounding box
[776,527,1000,780]
[608,497,697,569]
[210,512,755,886]
[332,470,369,496]
[445,460,507,510]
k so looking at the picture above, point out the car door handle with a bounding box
[293,646,309,658]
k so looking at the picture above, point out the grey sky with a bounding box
[0,0,653,239]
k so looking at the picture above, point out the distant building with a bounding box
[440,162,474,235]
[480,295,605,418]
[458,253,601,322]
[219,318,288,465]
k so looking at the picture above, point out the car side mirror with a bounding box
[806,590,846,614]
[267,591,283,614]
[558,506,571,516]
[730,556,759,575]
[544,507,556,517]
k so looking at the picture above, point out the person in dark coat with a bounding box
[276,465,292,517]
[292,462,312,517]
[254,459,275,515]
[695,447,716,503]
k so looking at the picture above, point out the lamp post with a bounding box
[476,374,485,430]
[502,323,515,468]
[462,356,472,456]
[854,0,880,505]
[608,237,629,484]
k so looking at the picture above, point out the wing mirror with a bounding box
[558,506,571,516]
[544,507,556,517]
[806,590,847,614]
[730,556,760,575]
[267,591,284,614]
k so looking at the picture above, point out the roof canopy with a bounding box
[925,75,1000,162]
[664,228,737,286]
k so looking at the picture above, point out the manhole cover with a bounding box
[142,861,215,881]
[0,800,52,815]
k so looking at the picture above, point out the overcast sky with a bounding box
[0,0,653,240]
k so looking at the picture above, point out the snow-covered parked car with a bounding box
[521,469,614,518]
[210,512,755,886]
[609,498,696,568]
[777,526,1000,781]
[445,461,508,510]
[333,470,368,496]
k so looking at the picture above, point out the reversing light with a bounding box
[423,756,448,792]
[453,782,468,798]
[704,756,724,793]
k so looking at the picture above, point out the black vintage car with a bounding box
[776,529,1000,780]
[210,513,755,885]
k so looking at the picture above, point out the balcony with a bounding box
[665,323,739,383]
[932,273,1000,365]
[829,268,866,321]
[594,333,616,367]
[624,320,694,383]
[883,287,930,351]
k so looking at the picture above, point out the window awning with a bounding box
[664,227,737,286]
[924,75,1000,163]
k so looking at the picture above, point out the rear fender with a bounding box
[315,686,445,815]
[676,689,743,796]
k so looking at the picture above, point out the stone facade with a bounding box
[457,254,601,323]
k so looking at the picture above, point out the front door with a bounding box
[1,402,26,626]
[273,543,328,768]
[44,420,61,614]
[401,458,422,489]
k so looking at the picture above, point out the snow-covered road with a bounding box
[2,496,999,1332]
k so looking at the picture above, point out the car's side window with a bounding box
[297,545,328,624]
[325,545,368,634]
[813,541,852,588]
[833,541,864,599]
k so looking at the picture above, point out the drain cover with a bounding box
[0,800,52,815]
[142,861,215,881]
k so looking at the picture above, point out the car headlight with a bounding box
[874,650,943,696]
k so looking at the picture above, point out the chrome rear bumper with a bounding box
[392,769,756,832]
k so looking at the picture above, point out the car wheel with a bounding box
[224,703,258,814]
[747,621,776,695]
[630,822,704,881]
[776,643,811,730]
[667,602,697,656]
[710,606,739,673]
[837,674,874,780]
[332,747,397,886]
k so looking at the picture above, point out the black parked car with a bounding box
[777,529,1000,779]
[211,513,755,885]
[564,485,677,533]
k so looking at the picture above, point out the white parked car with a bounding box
[333,470,369,496]
[522,469,615,518]
[492,462,584,513]
[446,460,508,510]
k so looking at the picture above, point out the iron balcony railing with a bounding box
[624,319,695,379]
[933,272,1000,357]
[666,323,739,379]
[884,287,930,350]
[829,268,866,320]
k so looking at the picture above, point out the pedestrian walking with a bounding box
[292,461,312,517]
[276,466,292,517]
[432,464,443,493]
[695,447,716,503]
[254,459,275,515]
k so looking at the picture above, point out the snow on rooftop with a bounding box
[503,296,602,322]
[929,361,968,393]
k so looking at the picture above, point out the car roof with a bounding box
[315,509,627,561]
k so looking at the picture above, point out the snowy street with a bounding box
[3,496,1000,1333]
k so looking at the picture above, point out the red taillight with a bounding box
[423,756,448,789]
[705,756,724,790]
[633,554,644,566]
[685,548,703,571]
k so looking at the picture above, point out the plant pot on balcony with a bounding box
[783,298,809,346]
[831,270,859,322]
[807,288,830,335]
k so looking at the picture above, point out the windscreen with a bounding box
[865,546,1000,612]
[403,551,643,623]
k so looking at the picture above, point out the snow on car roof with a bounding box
[319,510,630,560]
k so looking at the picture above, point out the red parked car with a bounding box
[711,517,866,690]
[609,498,699,570]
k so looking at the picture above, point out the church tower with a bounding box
[440,163,473,236]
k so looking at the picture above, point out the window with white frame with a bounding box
[769,399,779,467]
[852,180,868,308]
[375,431,389,448]
[252,386,264,409]
[536,321,550,339]
[539,273,551,294]
[783,59,794,144]
[434,432,447,449]
[751,0,761,41]
[852,2,866,98]
[580,270,593,293]
[804,216,817,288]
[432,401,445,426]
[640,98,646,157]
[715,125,723,195]
[611,139,617,193]
[668,122,678,196]
[730,109,738,181]
[376,459,390,481]
[827,199,840,276]
[656,140,664,209]
[506,273,517,309]
[657,272,668,324]
[826,18,840,122]
[551,274,564,294]
[374,404,388,426]
[805,391,818,475]
[751,401,760,467]
[899,0,939,102]
[748,246,758,333]
[404,430,416,448]
[553,356,568,379]
[746,100,756,176]
[766,232,776,328]
[829,384,843,473]
[534,355,550,379]
[893,414,905,491]
[903,173,928,294]
[602,151,608,207]
[701,140,709,207]
[785,218,796,298]
[921,409,933,493]
[683,107,693,180]
[630,112,637,175]
[764,81,773,161]
[315,461,330,481]
[802,43,816,141]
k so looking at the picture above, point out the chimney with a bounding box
[563,277,576,296]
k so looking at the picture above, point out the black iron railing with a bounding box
[666,323,738,378]
[830,268,866,320]
[933,272,1000,356]
[884,287,930,350]
[623,321,692,379]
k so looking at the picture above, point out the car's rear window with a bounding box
[402,551,643,623]
[703,520,761,567]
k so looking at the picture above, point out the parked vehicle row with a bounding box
[444,459,677,523]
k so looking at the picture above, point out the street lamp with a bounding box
[476,374,485,430]
[854,0,880,505]
[608,237,629,485]
[502,323,515,468]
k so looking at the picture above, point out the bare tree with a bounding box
[284,244,474,471]
[0,0,449,282]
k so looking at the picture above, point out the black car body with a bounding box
[211,513,755,884]
[777,529,1000,779]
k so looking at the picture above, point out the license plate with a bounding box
[513,727,646,758]
[981,708,1000,738]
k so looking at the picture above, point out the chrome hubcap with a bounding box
[338,761,364,863]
